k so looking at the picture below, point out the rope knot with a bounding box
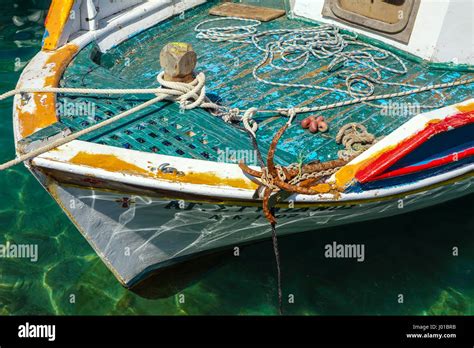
[222,108,241,123]
[157,72,214,111]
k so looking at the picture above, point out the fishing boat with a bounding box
[2,0,473,289]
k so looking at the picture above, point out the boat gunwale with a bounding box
[31,138,474,204]
[40,163,474,208]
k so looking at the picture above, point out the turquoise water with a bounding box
[0,1,473,316]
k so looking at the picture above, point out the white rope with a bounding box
[276,77,474,115]
[0,72,226,171]
[194,17,454,107]
[242,107,259,137]
[1,87,168,100]
[286,108,296,125]
[156,72,220,110]
[0,95,166,171]
[0,72,220,109]
[195,17,260,43]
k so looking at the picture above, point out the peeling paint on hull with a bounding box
[69,151,259,190]
[16,44,78,138]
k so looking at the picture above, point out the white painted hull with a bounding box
[44,174,472,287]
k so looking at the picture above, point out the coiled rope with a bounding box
[195,17,469,109]
[336,123,377,161]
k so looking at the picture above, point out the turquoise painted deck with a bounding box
[58,1,474,166]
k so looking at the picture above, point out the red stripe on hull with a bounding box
[355,111,474,183]
[368,147,474,181]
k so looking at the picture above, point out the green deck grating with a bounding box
[57,0,474,166]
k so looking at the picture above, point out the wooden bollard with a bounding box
[159,42,197,82]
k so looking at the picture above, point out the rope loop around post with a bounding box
[156,72,212,110]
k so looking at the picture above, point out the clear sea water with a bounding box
[0,0,472,316]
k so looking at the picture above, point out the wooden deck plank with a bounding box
[209,3,286,22]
